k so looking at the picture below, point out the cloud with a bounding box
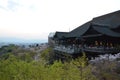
[0,0,120,40]
[0,0,20,12]
[0,0,36,12]
[7,0,20,11]
[0,0,8,7]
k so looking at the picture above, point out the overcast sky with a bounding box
[0,0,120,40]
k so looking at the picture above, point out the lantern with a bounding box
[95,41,98,46]
[100,41,102,45]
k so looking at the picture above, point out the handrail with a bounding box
[54,45,119,54]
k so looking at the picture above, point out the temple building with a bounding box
[49,10,120,58]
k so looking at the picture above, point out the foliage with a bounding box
[0,44,18,55]
[40,47,55,63]
[0,46,119,80]
[0,44,36,62]
[0,52,98,80]
[91,60,120,80]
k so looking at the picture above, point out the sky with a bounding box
[0,0,120,42]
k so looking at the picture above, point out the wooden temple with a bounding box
[49,10,120,58]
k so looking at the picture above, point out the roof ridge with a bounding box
[93,10,120,19]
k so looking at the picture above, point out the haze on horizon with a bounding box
[0,0,120,42]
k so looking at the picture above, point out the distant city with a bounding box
[0,37,48,48]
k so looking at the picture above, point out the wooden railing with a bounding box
[83,47,119,53]
[54,45,120,54]
[54,46,81,54]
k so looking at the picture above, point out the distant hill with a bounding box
[0,37,47,44]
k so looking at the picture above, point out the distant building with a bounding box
[48,32,55,47]
[49,10,120,58]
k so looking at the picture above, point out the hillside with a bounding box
[0,44,120,80]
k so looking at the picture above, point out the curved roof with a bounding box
[67,21,91,37]
[68,10,120,38]
[52,10,120,39]
[93,26,120,37]
[54,32,68,39]
[92,10,120,29]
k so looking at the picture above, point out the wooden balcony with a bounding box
[54,45,81,54]
[83,47,119,54]
[54,45,120,54]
